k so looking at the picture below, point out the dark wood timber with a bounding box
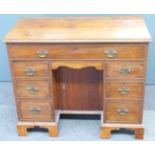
[54,67,103,110]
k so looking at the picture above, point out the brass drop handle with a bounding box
[119,67,132,75]
[104,50,117,58]
[25,67,36,76]
[27,85,39,94]
[117,108,129,116]
[118,86,130,95]
[37,50,48,58]
[30,107,41,114]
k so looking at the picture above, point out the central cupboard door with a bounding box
[54,67,103,110]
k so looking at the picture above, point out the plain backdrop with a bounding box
[0,14,154,84]
[0,0,155,154]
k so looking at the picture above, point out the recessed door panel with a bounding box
[53,67,103,110]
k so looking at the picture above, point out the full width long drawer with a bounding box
[105,81,144,99]
[8,43,146,60]
[104,100,142,123]
[105,62,145,79]
[12,61,49,78]
[15,81,51,99]
[18,100,54,121]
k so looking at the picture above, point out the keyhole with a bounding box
[61,82,66,90]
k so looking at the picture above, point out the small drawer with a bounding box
[104,100,142,123]
[102,44,146,59]
[105,62,144,79]
[16,81,51,99]
[8,44,146,60]
[105,82,144,99]
[12,61,49,78]
[18,100,54,121]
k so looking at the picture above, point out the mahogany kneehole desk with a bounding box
[4,16,152,139]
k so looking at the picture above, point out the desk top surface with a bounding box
[4,16,152,43]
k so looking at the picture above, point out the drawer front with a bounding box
[105,82,144,99]
[105,62,144,79]
[18,100,53,121]
[16,81,51,98]
[102,44,145,60]
[104,100,141,123]
[12,61,49,77]
[8,44,146,60]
